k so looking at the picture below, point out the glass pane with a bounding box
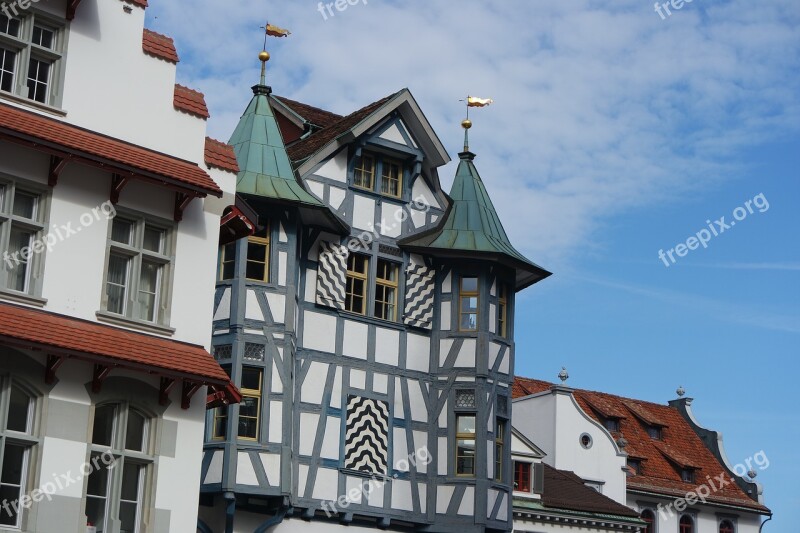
[26,58,50,103]
[32,26,55,49]
[241,368,261,391]
[239,397,259,418]
[137,261,160,321]
[106,254,129,314]
[6,386,31,432]
[0,49,15,93]
[238,415,258,439]
[0,15,20,37]
[461,296,478,313]
[86,463,109,497]
[85,496,106,532]
[247,241,267,262]
[111,219,133,245]
[119,501,138,533]
[461,277,478,292]
[1,444,25,484]
[92,405,116,446]
[460,313,477,331]
[125,411,146,452]
[457,416,476,434]
[120,462,141,501]
[0,485,20,525]
[143,226,163,253]
[12,191,37,219]
[7,226,32,292]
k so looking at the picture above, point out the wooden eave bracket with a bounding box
[174,192,197,222]
[66,0,82,20]
[159,377,177,406]
[92,363,112,393]
[45,354,65,384]
[181,380,201,409]
[48,155,71,187]
[110,173,131,204]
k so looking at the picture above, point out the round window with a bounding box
[580,433,593,449]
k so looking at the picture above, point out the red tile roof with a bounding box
[513,377,770,513]
[541,465,641,518]
[205,137,239,173]
[0,302,238,404]
[174,84,209,119]
[273,95,343,128]
[125,0,148,7]
[142,29,178,63]
[0,103,221,197]
[286,92,400,163]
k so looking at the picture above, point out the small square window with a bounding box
[32,26,55,49]
[0,15,20,37]
[353,154,375,190]
[243,343,265,361]
[26,58,50,103]
[12,190,38,220]
[0,48,15,93]
[111,219,134,245]
[143,226,164,253]
[213,345,232,360]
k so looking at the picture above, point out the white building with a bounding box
[0,0,240,531]
[512,378,771,533]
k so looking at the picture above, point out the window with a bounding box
[104,215,173,324]
[245,224,269,282]
[0,181,46,295]
[603,417,620,432]
[628,458,642,475]
[210,366,231,441]
[513,461,531,492]
[641,509,655,533]
[679,515,694,533]
[455,414,476,476]
[0,380,35,528]
[580,433,593,449]
[87,404,152,533]
[494,419,505,481]
[238,368,262,440]
[374,258,399,321]
[647,426,662,440]
[497,283,508,337]
[380,158,402,197]
[353,154,375,190]
[681,468,695,483]
[719,520,734,533]
[218,242,236,281]
[345,253,369,315]
[0,14,64,106]
[459,277,479,331]
[352,152,405,198]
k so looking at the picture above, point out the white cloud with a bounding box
[147,0,800,265]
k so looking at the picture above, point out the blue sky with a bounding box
[147,0,798,529]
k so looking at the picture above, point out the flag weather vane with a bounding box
[257,21,291,85]
[459,96,493,151]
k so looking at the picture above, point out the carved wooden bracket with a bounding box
[159,377,177,406]
[45,354,65,385]
[181,380,201,409]
[49,155,71,187]
[174,192,196,222]
[92,364,112,393]
[110,174,130,204]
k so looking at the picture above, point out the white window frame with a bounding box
[0,177,48,299]
[0,377,38,529]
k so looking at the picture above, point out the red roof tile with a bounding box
[142,29,178,63]
[541,465,641,518]
[205,137,238,173]
[0,302,237,404]
[513,377,770,513]
[273,95,343,128]
[174,84,209,119]
[286,92,399,163]
[125,0,148,7]
[0,103,221,197]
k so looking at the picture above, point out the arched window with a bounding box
[720,520,735,533]
[0,382,36,527]
[86,403,153,532]
[680,515,695,533]
[641,509,655,533]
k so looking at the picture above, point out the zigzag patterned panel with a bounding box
[403,263,435,329]
[316,241,347,309]
[344,395,389,475]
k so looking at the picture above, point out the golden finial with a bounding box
[458,96,493,152]
[461,119,472,129]
[259,50,271,62]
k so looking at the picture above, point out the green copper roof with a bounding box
[229,85,325,207]
[401,148,550,289]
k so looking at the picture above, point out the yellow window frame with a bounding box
[211,406,228,440]
[459,277,479,332]
[380,158,403,198]
[345,253,369,315]
[495,419,506,481]
[246,223,270,283]
[353,154,376,191]
[237,368,262,441]
[498,284,508,338]
[374,259,399,321]
[455,414,477,477]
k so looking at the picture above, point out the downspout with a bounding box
[224,492,236,533]
[254,507,287,533]
[759,514,773,533]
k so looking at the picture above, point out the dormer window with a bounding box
[628,458,642,475]
[603,417,620,432]
[681,468,696,483]
[0,13,65,107]
[352,151,404,199]
[647,425,662,440]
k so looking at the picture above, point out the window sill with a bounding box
[95,311,175,337]
[0,289,47,308]
[0,90,66,117]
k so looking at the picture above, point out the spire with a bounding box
[399,119,551,290]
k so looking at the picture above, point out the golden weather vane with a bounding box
[458,96,494,151]
[256,21,291,84]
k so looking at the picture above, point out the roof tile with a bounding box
[174,84,209,119]
[142,29,178,63]
[272,95,343,128]
[542,464,641,518]
[0,103,221,196]
[205,137,239,173]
